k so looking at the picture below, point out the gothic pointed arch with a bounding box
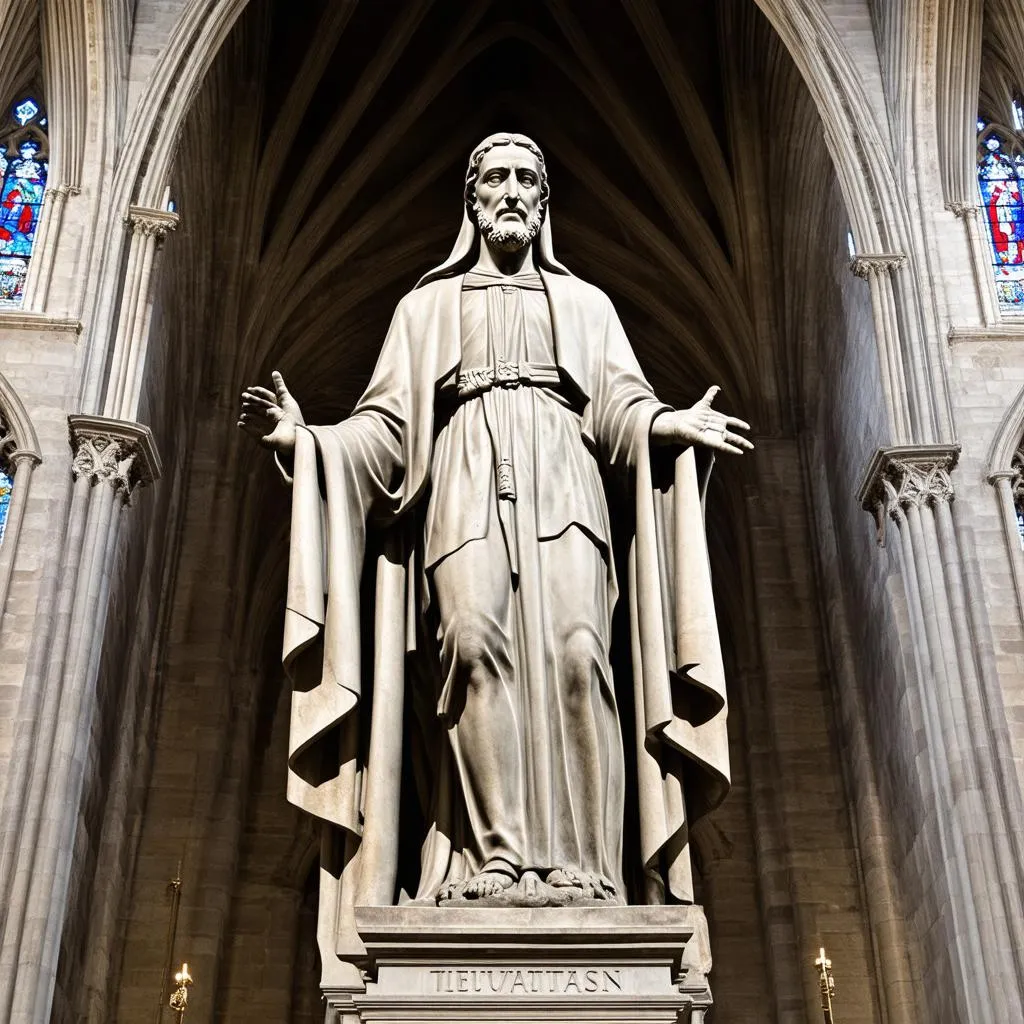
[0,369,41,620]
[977,117,1024,309]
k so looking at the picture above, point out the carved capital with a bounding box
[7,448,41,468]
[68,415,162,503]
[945,201,978,220]
[43,183,80,204]
[857,443,961,544]
[849,253,908,279]
[125,204,179,239]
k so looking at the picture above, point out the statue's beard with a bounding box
[474,201,543,253]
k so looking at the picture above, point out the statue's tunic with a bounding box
[281,269,730,917]
[424,269,623,890]
[425,270,609,570]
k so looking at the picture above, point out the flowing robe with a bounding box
[424,269,623,893]
[281,269,730,932]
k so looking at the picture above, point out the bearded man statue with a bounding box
[239,134,751,935]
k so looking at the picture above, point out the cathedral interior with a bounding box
[1,0,1023,1022]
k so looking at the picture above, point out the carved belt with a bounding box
[457,359,561,399]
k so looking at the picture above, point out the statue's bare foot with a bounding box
[546,867,615,900]
[519,870,542,900]
[436,880,463,903]
[461,870,517,899]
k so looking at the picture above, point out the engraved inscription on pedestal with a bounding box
[322,906,713,1023]
[423,966,630,996]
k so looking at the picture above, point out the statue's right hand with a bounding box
[237,370,305,455]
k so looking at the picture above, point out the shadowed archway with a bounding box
[84,4,897,1023]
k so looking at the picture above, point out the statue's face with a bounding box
[473,144,544,253]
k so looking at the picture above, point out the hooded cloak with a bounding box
[280,142,730,958]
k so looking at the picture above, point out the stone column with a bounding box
[988,448,1024,622]
[858,444,1024,1021]
[0,449,42,621]
[103,206,179,421]
[0,416,160,1024]
[21,184,81,312]
[849,254,911,441]
[946,203,1000,327]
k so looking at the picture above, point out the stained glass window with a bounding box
[978,125,1024,309]
[0,467,12,544]
[0,412,15,545]
[0,96,48,308]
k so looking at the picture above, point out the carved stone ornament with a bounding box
[43,183,81,203]
[125,204,179,239]
[945,201,978,220]
[857,443,961,544]
[68,414,162,503]
[1011,446,1024,513]
[849,252,908,279]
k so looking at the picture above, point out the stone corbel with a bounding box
[945,201,978,220]
[857,443,960,545]
[849,253,908,279]
[125,204,180,242]
[68,414,162,504]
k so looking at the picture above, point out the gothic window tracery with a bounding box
[0,411,18,544]
[977,115,1024,310]
[1012,446,1024,547]
[0,95,48,307]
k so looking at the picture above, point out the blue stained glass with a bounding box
[0,140,46,258]
[0,468,13,545]
[13,99,38,126]
[979,133,1024,308]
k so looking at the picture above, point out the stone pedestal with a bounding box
[324,905,713,1023]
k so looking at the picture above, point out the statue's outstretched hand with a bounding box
[237,370,305,455]
[651,386,753,455]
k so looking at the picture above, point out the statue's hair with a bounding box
[464,133,550,218]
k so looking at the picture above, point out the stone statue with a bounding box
[238,133,750,917]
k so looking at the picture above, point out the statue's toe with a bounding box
[462,870,515,899]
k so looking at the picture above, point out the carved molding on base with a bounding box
[857,443,961,544]
[322,905,712,1024]
[68,414,162,503]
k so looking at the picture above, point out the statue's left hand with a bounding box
[651,386,753,455]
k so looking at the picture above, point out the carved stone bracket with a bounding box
[44,183,81,203]
[945,201,978,220]
[849,252,908,279]
[67,414,162,504]
[125,204,180,240]
[857,443,961,544]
